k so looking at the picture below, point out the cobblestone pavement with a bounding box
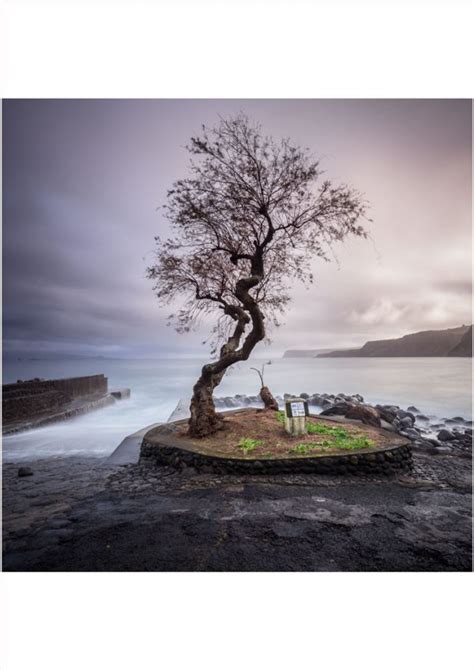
[2,450,471,571]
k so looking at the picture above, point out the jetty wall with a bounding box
[2,374,108,425]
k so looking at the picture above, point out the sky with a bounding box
[2,99,472,359]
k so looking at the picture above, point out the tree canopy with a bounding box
[147,114,369,436]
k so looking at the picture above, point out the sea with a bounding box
[2,356,472,461]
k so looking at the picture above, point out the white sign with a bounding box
[290,401,306,417]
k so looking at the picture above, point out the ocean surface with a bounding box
[2,356,472,461]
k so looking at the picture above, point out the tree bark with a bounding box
[260,385,279,411]
[188,265,266,437]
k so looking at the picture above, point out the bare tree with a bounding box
[147,115,369,437]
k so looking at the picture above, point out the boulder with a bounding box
[437,429,454,442]
[376,406,397,424]
[345,404,381,427]
[400,416,414,428]
[380,419,396,432]
[407,406,419,413]
[398,409,416,422]
[319,401,353,417]
[400,428,421,441]
[433,446,453,455]
[18,467,33,477]
[224,397,240,408]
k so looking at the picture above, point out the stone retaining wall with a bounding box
[140,437,413,476]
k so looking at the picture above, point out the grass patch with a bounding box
[289,444,311,455]
[289,435,375,455]
[237,437,263,455]
[332,436,375,450]
[277,413,375,454]
[306,421,349,438]
[276,411,285,424]
[277,413,351,439]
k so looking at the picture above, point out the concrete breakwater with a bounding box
[2,374,117,434]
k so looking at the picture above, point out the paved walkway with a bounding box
[2,449,471,571]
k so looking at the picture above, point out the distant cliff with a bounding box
[447,325,472,357]
[283,348,349,358]
[317,325,472,358]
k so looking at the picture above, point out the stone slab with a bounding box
[107,422,161,464]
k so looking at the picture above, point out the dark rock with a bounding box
[433,446,453,455]
[376,406,397,424]
[18,467,33,477]
[319,401,353,417]
[407,406,419,412]
[452,416,465,422]
[398,410,416,422]
[345,404,381,427]
[399,429,420,441]
[400,416,414,428]
[437,429,454,442]
[416,414,429,421]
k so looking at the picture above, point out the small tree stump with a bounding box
[260,386,279,411]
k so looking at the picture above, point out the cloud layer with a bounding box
[3,99,472,358]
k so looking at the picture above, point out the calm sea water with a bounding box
[2,356,472,461]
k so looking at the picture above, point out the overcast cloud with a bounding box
[2,99,472,358]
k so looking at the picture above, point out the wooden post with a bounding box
[284,397,309,436]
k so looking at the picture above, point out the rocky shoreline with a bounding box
[2,392,472,571]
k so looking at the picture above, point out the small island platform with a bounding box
[140,409,412,475]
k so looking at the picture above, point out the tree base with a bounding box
[260,386,279,411]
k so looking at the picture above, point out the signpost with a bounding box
[284,397,309,436]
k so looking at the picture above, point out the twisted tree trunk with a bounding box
[189,261,266,437]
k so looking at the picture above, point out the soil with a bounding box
[175,409,401,459]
